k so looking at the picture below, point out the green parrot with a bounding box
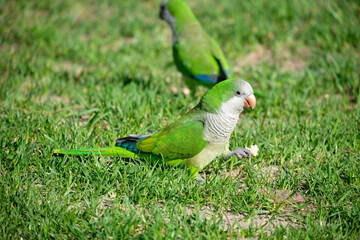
[160,0,266,98]
[54,79,256,181]
[159,0,229,92]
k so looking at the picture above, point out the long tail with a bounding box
[54,132,158,158]
[53,147,139,158]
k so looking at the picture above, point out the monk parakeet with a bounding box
[159,0,229,92]
[54,79,256,181]
[160,0,267,98]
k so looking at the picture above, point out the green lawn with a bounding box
[1,0,359,238]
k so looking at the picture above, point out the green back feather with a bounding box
[137,112,208,159]
[165,0,229,80]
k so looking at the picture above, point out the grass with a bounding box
[1,0,359,238]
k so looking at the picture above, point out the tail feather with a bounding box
[54,132,159,158]
[115,131,158,152]
[53,147,139,158]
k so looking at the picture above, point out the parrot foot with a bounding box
[228,148,252,160]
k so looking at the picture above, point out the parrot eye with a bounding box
[235,91,241,96]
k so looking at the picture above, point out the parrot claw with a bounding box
[228,148,252,160]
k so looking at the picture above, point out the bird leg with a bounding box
[186,163,205,183]
[227,148,252,160]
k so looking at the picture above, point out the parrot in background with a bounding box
[159,0,266,98]
[54,79,257,182]
[159,0,229,93]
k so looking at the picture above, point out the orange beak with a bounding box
[243,94,256,109]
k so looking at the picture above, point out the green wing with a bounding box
[136,114,208,160]
[173,22,228,84]
[173,42,216,75]
[209,37,229,77]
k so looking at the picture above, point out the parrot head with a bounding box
[159,0,172,22]
[159,0,194,25]
[197,79,256,115]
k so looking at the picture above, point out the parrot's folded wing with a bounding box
[209,38,229,78]
[173,41,226,85]
[137,117,208,160]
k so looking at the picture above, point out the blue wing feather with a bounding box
[194,74,227,84]
[115,131,158,152]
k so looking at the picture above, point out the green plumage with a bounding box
[137,113,208,159]
[54,110,209,178]
[54,79,255,179]
[53,147,140,158]
[160,0,229,88]
[160,0,267,98]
